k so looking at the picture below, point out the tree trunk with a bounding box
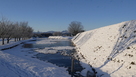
[7,38,10,43]
[17,38,19,41]
[2,38,4,45]
[15,38,16,42]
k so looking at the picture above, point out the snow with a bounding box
[0,38,71,77]
[49,36,72,39]
[72,20,136,77]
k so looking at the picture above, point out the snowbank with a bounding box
[0,39,35,50]
[49,36,72,39]
[72,20,136,77]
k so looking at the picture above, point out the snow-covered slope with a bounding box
[72,20,136,77]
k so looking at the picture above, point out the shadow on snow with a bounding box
[99,20,136,73]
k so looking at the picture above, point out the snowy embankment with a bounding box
[72,20,136,77]
[0,38,36,50]
[49,36,72,39]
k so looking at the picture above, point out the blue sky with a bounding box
[0,0,136,32]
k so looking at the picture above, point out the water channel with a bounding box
[23,38,84,77]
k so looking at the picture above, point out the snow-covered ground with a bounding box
[72,20,136,77]
[0,39,34,50]
[0,38,72,77]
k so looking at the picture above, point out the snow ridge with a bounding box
[72,20,136,77]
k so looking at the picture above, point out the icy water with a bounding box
[23,38,72,49]
[23,38,84,77]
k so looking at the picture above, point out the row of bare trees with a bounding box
[0,18,33,45]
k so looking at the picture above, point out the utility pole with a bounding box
[71,58,74,77]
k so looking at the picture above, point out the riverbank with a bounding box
[0,38,36,50]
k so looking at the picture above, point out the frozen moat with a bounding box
[23,38,85,77]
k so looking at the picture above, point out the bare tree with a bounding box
[0,17,33,45]
[12,22,20,42]
[0,18,10,45]
[11,22,33,41]
[24,26,33,39]
[68,21,84,36]
[16,21,32,40]
[6,22,15,43]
